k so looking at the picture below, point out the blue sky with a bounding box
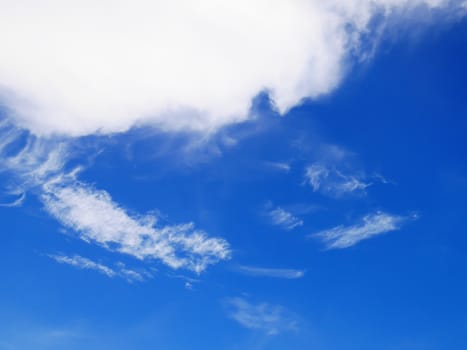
[1,2,467,350]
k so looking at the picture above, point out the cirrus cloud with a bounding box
[225,297,298,335]
[311,211,418,249]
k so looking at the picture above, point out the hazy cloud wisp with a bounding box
[225,297,298,335]
[238,265,305,279]
[305,163,370,197]
[268,207,304,230]
[48,254,150,282]
[311,211,416,249]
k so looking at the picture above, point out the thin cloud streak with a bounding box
[0,192,26,207]
[48,254,149,282]
[238,265,305,279]
[311,211,417,249]
[264,161,291,172]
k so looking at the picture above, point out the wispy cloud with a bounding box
[0,192,26,207]
[311,211,417,249]
[268,207,303,230]
[0,120,68,192]
[305,163,370,197]
[264,161,291,173]
[225,297,298,335]
[0,120,231,275]
[42,181,231,273]
[48,254,149,282]
[237,266,305,279]
[49,254,117,278]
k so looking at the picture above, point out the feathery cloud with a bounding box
[43,182,231,273]
[268,207,303,230]
[225,297,298,335]
[49,254,154,282]
[311,211,417,249]
[0,120,231,274]
[49,254,120,278]
[305,163,370,197]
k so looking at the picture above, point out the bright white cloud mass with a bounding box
[0,0,463,136]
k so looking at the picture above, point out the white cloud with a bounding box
[225,297,298,335]
[311,211,417,249]
[305,163,370,197]
[0,120,231,274]
[238,266,305,279]
[42,181,231,273]
[49,254,155,282]
[0,192,26,207]
[50,254,115,277]
[0,119,68,196]
[0,0,462,136]
[268,207,303,230]
[265,161,291,172]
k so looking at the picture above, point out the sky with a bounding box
[0,1,467,349]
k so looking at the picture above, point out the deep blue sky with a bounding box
[1,14,467,350]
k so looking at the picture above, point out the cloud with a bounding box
[0,120,231,274]
[237,266,305,279]
[264,161,291,172]
[0,192,26,207]
[268,207,303,230]
[48,254,152,282]
[305,163,370,197]
[0,119,68,196]
[0,0,463,136]
[42,181,231,273]
[52,254,115,279]
[50,254,126,279]
[225,297,298,335]
[311,211,417,249]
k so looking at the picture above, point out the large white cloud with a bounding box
[0,0,461,136]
